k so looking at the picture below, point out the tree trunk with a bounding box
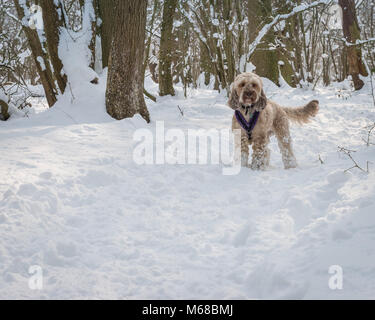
[248,0,279,85]
[105,0,150,122]
[0,100,10,121]
[80,0,98,70]
[235,0,246,73]
[14,0,57,107]
[339,0,368,90]
[40,0,67,94]
[143,0,159,79]
[159,0,177,96]
[97,0,115,69]
[223,0,235,87]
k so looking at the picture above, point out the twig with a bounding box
[68,81,75,103]
[338,146,371,173]
[362,57,375,108]
[370,74,375,108]
[362,123,375,147]
[54,105,78,124]
[177,105,184,117]
[356,0,365,9]
[144,88,156,102]
[318,154,324,164]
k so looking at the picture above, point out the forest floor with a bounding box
[1,74,375,299]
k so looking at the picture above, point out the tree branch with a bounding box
[247,0,334,60]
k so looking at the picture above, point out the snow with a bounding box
[1,70,375,299]
[36,56,46,71]
[212,19,220,26]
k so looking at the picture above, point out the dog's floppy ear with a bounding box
[254,89,267,111]
[228,86,239,110]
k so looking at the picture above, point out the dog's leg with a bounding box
[274,120,297,169]
[233,130,249,167]
[250,136,269,170]
[240,134,250,167]
[264,147,271,167]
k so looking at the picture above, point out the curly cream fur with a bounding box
[229,72,319,170]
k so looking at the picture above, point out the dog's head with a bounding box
[228,72,267,112]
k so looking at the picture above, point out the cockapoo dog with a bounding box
[228,72,319,170]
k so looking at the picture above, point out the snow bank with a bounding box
[0,72,375,299]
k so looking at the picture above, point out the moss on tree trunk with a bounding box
[248,0,279,85]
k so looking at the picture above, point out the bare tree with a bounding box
[79,0,98,70]
[13,0,58,107]
[40,0,68,94]
[4,0,375,114]
[339,0,368,90]
[248,0,280,85]
[0,99,10,120]
[159,0,177,96]
[97,0,115,69]
[105,0,150,122]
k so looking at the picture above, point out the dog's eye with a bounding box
[240,83,245,88]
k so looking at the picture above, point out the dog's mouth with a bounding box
[241,101,255,106]
[241,92,258,106]
[240,98,257,107]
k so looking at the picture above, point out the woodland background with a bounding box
[1,1,375,300]
[0,0,374,121]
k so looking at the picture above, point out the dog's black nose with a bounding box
[244,91,254,98]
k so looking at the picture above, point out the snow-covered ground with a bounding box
[1,73,375,299]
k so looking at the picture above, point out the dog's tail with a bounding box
[283,100,319,124]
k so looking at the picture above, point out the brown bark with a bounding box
[339,0,368,90]
[78,0,96,69]
[143,0,159,79]
[159,0,177,96]
[13,0,57,107]
[199,40,212,86]
[248,0,279,85]
[149,62,159,83]
[97,0,115,69]
[86,0,98,70]
[223,0,235,86]
[40,0,67,94]
[0,100,10,121]
[235,0,245,73]
[105,0,150,122]
[199,1,227,90]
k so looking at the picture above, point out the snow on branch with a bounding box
[346,38,375,47]
[355,0,365,9]
[178,3,216,61]
[247,0,334,60]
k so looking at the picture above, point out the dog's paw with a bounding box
[250,162,267,171]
